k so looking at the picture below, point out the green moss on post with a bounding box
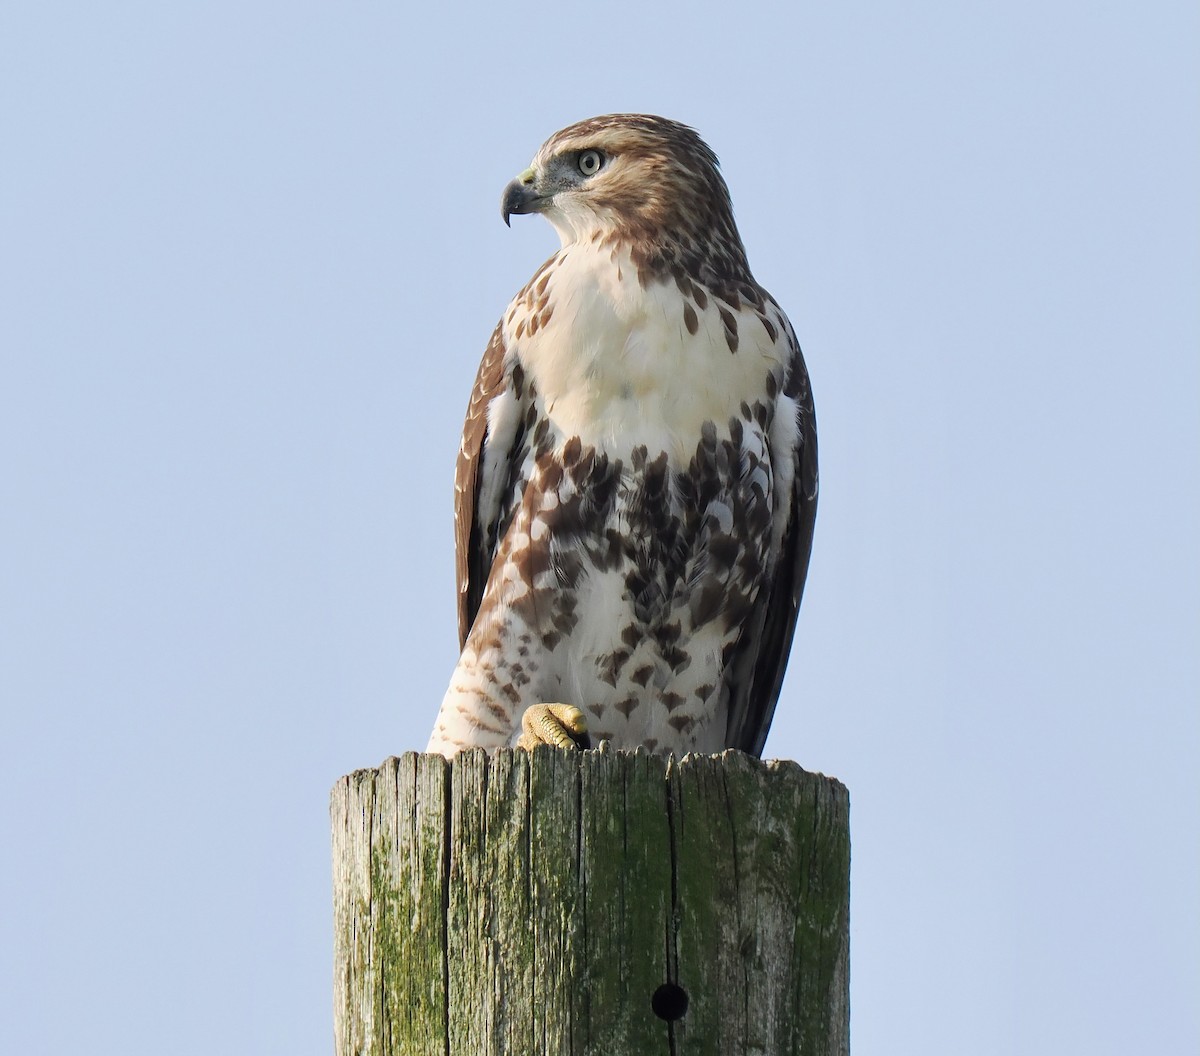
[331,747,849,1056]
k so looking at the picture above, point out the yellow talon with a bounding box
[518,703,591,751]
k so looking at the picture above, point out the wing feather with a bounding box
[454,323,523,646]
[724,329,818,756]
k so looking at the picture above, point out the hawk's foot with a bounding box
[517,703,591,751]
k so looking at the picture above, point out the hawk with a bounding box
[426,114,817,758]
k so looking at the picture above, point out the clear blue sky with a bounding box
[2,2,1196,1053]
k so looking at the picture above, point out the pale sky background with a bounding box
[2,2,1197,1053]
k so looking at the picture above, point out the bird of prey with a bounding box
[426,114,817,758]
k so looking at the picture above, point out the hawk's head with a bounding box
[501,114,750,284]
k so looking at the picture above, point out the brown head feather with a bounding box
[532,114,753,290]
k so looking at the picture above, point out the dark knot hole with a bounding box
[651,982,689,1022]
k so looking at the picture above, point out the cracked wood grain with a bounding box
[331,748,849,1056]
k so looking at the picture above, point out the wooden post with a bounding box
[331,746,849,1055]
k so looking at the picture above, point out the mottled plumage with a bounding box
[427,114,817,757]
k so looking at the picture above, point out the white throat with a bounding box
[502,242,788,462]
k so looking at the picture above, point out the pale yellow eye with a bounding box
[577,150,604,177]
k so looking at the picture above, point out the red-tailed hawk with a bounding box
[426,114,817,757]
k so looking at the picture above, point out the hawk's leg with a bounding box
[517,703,591,751]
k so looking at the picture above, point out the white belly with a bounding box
[504,243,788,461]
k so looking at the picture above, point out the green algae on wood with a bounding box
[331,747,849,1056]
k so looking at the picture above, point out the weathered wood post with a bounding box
[331,746,849,1055]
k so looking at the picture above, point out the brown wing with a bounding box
[454,322,512,647]
[724,333,819,756]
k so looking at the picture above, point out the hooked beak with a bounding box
[501,167,547,226]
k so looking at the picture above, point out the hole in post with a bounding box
[651,982,689,1022]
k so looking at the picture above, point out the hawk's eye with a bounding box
[577,150,604,177]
